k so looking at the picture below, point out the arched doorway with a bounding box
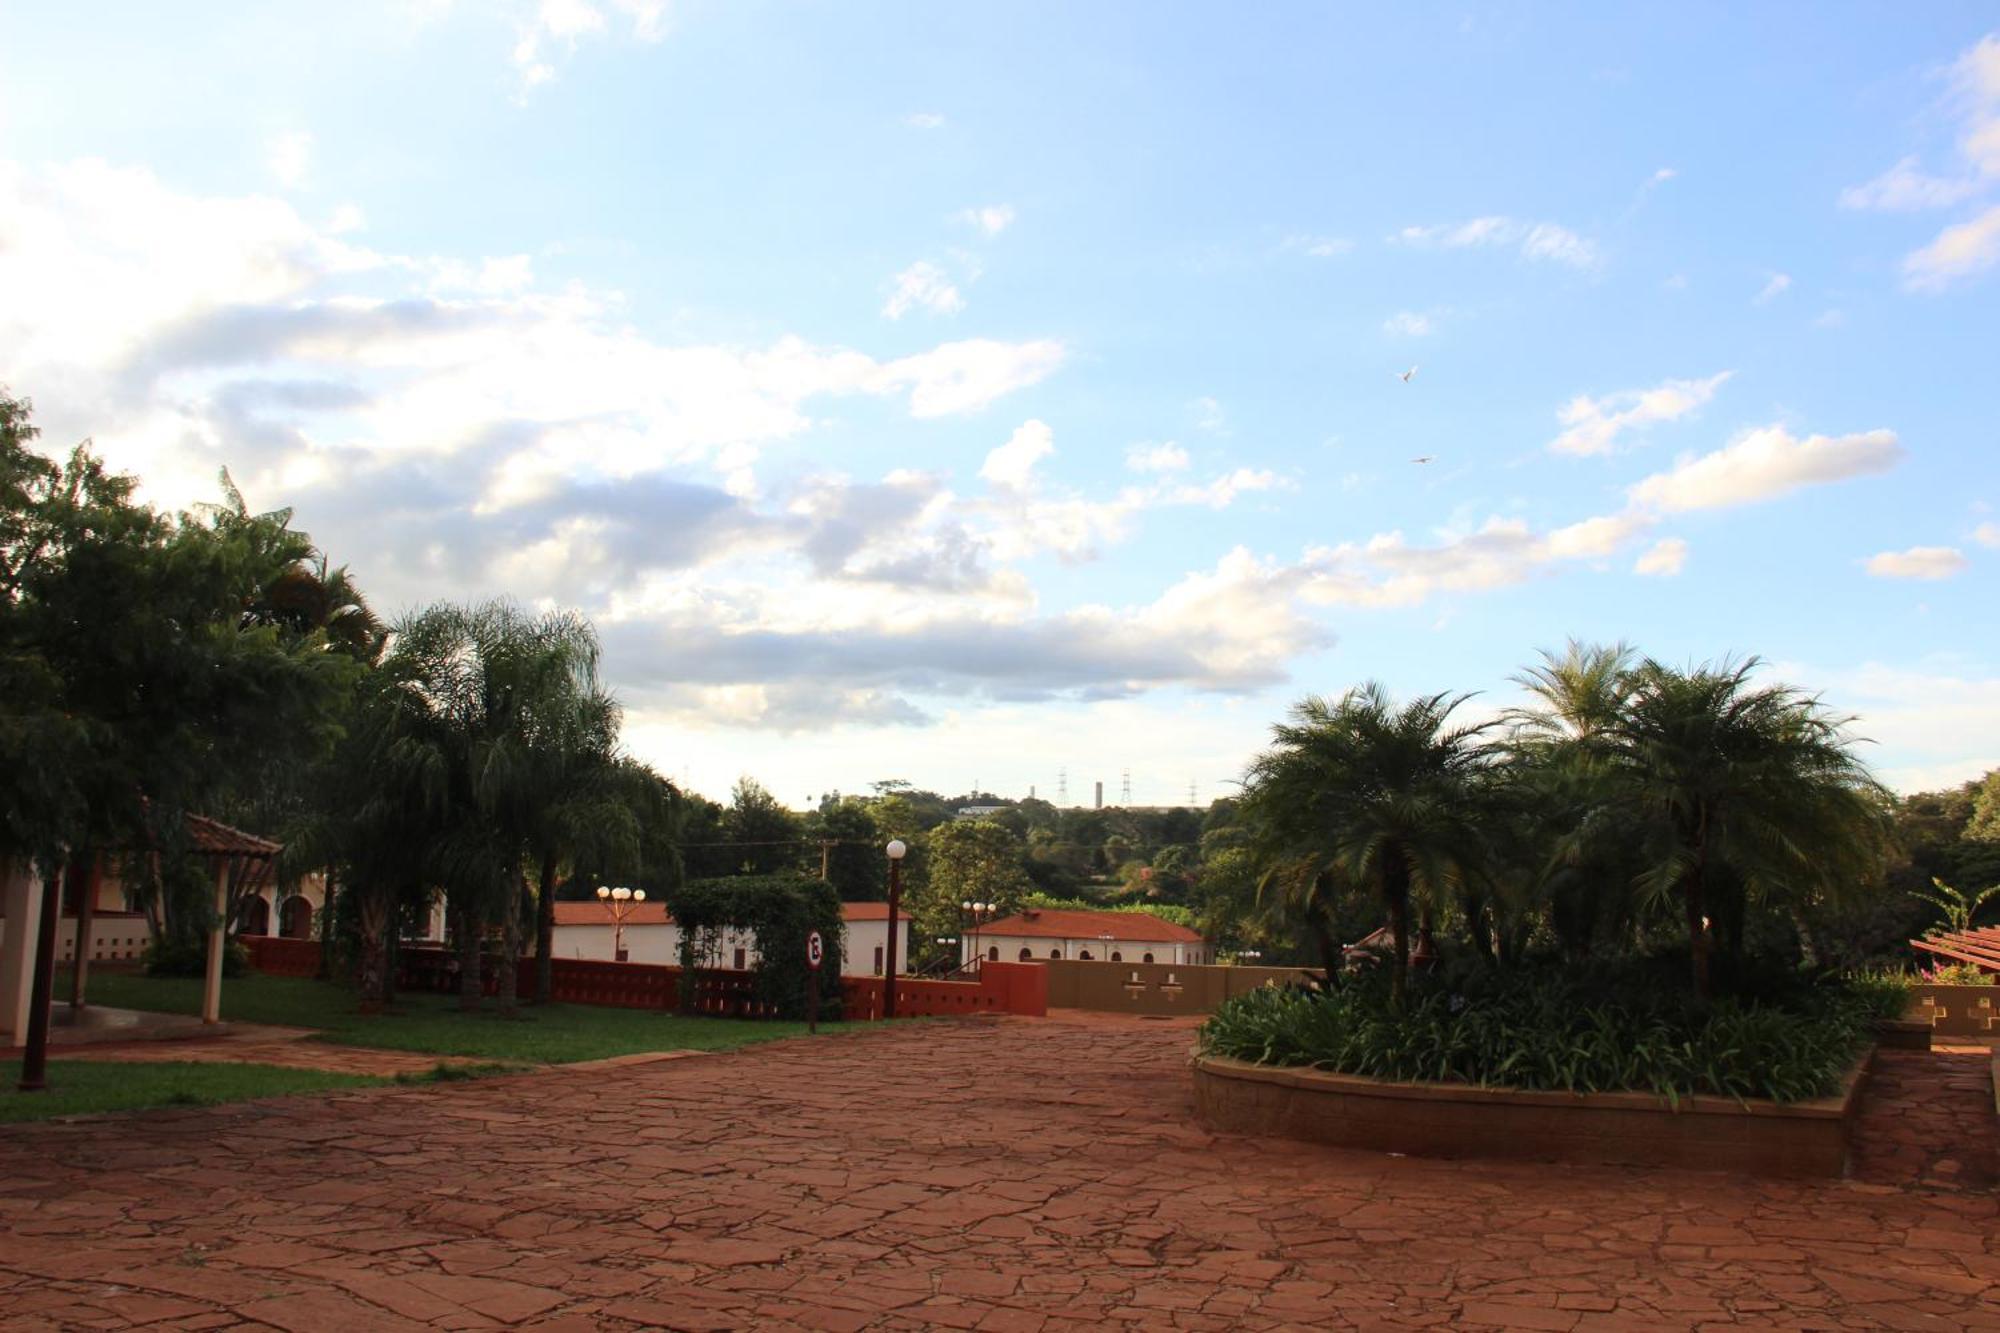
[987,946,999,961]
[238,894,271,936]
[279,895,314,939]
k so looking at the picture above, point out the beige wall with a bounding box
[1044,959,1316,1016]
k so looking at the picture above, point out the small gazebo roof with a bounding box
[183,813,283,860]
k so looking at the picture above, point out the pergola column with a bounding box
[202,859,229,1024]
[0,860,45,1045]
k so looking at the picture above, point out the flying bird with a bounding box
[1410,455,1435,464]
[1397,366,1418,383]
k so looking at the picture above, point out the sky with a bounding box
[2,2,1997,806]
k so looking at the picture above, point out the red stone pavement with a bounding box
[0,1012,1995,1331]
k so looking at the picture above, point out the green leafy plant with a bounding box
[1911,877,2000,934]
[667,873,846,1020]
[1199,966,1901,1104]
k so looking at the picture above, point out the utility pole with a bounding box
[819,840,833,880]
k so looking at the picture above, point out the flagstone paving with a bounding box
[0,1011,1996,1330]
[43,1024,492,1079]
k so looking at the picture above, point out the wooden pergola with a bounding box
[182,814,284,1023]
[1912,927,2000,975]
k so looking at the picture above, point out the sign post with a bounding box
[805,929,824,1034]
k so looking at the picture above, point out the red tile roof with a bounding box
[184,813,283,858]
[550,901,907,928]
[977,908,1202,944]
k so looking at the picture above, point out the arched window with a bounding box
[1110,951,1122,962]
[238,895,270,936]
[1079,950,1093,961]
[279,895,314,939]
[1142,952,1154,963]
[1018,947,1032,961]
[987,946,999,961]
[1048,948,1062,959]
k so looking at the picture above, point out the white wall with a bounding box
[552,919,911,978]
[965,933,1204,967]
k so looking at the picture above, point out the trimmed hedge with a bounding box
[1200,966,1909,1104]
[666,874,845,1020]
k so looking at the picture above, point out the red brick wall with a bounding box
[242,936,323,977]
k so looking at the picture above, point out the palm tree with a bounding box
[1503,641,1647,959]
[382,601,611,1015]
[1240,684,1497,1008]
[1602,657,1889,998]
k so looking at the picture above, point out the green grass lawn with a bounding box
[66,968,849,1065]
[0,1059,382,1123]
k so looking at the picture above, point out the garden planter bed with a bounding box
[1191,1047,1875,1178]
[1910,983,1997,1040]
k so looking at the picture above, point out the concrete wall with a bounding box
[1043,959,1316,1017]
[967,933,1209,967]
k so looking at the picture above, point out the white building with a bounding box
[550,900,913,978]
[961,907,1208,967]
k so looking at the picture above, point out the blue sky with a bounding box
[2,2,1996,803]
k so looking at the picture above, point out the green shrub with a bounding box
[1200,966,1902,1104]
[143,935,248,978]
[667,874,845,1020]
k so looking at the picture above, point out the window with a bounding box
[733,947,747,970]
[987,946,999,961]
[1048,948,1062,959]
[1018,947,1032,961]
[1110,951,1122,962]
[1079,950,1093,961]
[874,945,884,975]
[1142,952,1154,963]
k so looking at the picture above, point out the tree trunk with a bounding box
[1384,857,1412,1011]
[496,873,523,1018]
[1682,873,1710,1001]
[356,885,388,1014]
[534,853,558,1005]
[456,900,483,1011]
[1309,916,1341,984]
[315,865,336,980]
[1464,892,1496,966]
[68,850,96,1009]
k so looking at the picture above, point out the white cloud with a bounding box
[876,338,1064,417]
[327,203,367,234]
[1634,537,1688,577]
[980,419,1055,491]
[1973,521,2000,548]
[1295,510,1655,610]
[1792,661,2000,794]
[1395,216,1600,269]
[1903,203,2000,291]
[267,131,312,188]
[1190,395,1226,433]
[905,112,946,130]
[1840,156,1982,212]
[1754,272,1792,304]
[1283,234,1352,258]
[1548,371,1732,457]
[1815,308,1846,329]
[1126,442,1190,473]
[1628,424,1903,512]
[1866,546,1970,580]
[510,0,664,95]
[1383,311,1434,337]
[957,205,1015,237]
[882,260,964,319]
[1648,167,1677,186]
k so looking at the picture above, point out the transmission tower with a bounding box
[1187,779,1197,806]
[1120,768,1131,806]
[1056,767,1068,806]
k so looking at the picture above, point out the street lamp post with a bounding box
[1097,932,1116,963]
[960,899,994,972]
[883,840,906,1018]
[595,885,646,962]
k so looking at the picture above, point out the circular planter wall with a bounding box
[1191,1050,1873,1178]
